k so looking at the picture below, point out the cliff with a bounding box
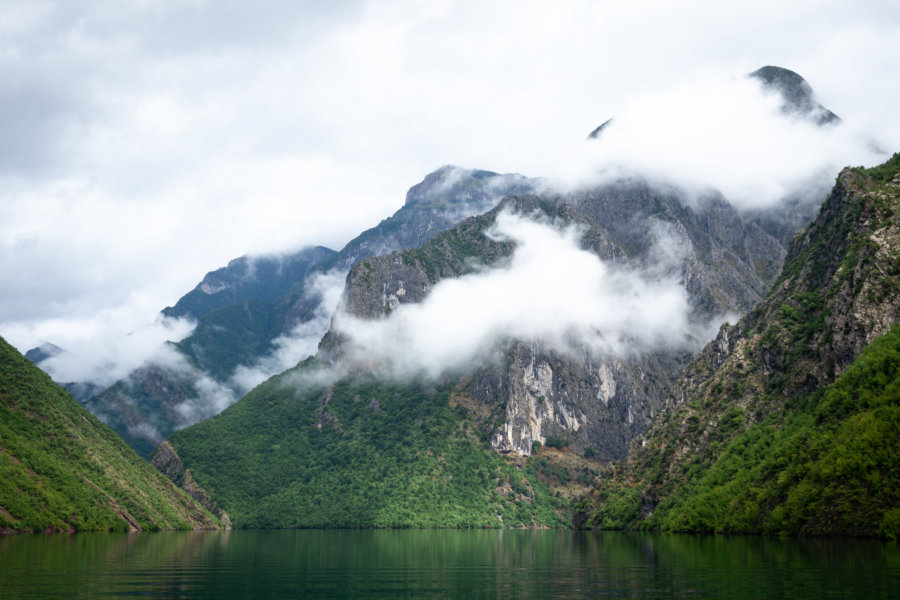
[335,181,786,460]
[577,153,900,537]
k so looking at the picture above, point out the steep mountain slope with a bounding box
[162,246,337,322]
[336,182,785,460]
[331,166,535,271]
[70,65,837,459]
[156,66,857,529]
[161,364,595,528]
[82,166,536,457]
[162,175,789,529]
[0,336,222,533]
[577,153,900,537]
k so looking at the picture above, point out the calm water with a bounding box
[1,529,897,599]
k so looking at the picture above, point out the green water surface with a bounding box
[1,529,897,598]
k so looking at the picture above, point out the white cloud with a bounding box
[230,269,347,393]
[1,0,898,383]
[553,75,887,210]
[334,210,697,379]
[33,312,195,387]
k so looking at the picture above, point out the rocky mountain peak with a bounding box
[24,342,64,365]
[577,152,900,536]
[748,65,840,125]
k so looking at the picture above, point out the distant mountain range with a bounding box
[68,167,538,456]
[147,67,884,529]
[15,66,897,536]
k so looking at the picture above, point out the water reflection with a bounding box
[1,529,897,598]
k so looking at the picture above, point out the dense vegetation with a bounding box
[0,337,221,533]
[177,299,287,381]
[578,154,900,537]
[583,323,900,537]
[166,359,594,529]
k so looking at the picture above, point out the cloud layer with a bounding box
[2,0,899,384]
[36,314,195,388]
[562,76,887,210]
[334,211,696,379]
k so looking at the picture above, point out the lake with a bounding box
[1,529,897,598]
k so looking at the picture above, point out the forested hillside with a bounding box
[0,337,222,533]
[162,360,599,528]
[577,153,900,537]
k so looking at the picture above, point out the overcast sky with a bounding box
[2,0,899,371]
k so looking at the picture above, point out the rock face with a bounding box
[449,347,657,460]
[577,154,900,536]
[462,341,685,459]
[336,181,788,459]
[150,441,230,528]
[668,163,900,420]
[748,66,840,125]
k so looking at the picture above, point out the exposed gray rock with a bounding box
[748,65,840,125]
[334,179,790,459]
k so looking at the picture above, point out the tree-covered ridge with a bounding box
[576,154,900,537]
[0,336,221,533]
[582,322,900,537]
[165,359,600,529]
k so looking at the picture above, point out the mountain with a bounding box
[337,184,786,460]
[24,342,63,365]
[162,246,337,322]
[159,171,791,528]
[576,153,900,537]
[73,65,840,459]
[331,166,535,271]
[159,368,599,528]
[81,166,538,457]
[589,67,837,142]
[0,335,223,533]
[80,246,339,457]
[586,65,839,248]
[152,66,856,529]
[748,65,840,126]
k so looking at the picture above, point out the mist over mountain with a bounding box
[21,66,883,487]
[73,166,538,456]
[5,56,897,536]
[323,176,785,458]
[139,65,900,531]
[156,164,802,527]
[161,246,337,322]
[23,342,63,365]
[748,66,840,125]
[577,154,900,537]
